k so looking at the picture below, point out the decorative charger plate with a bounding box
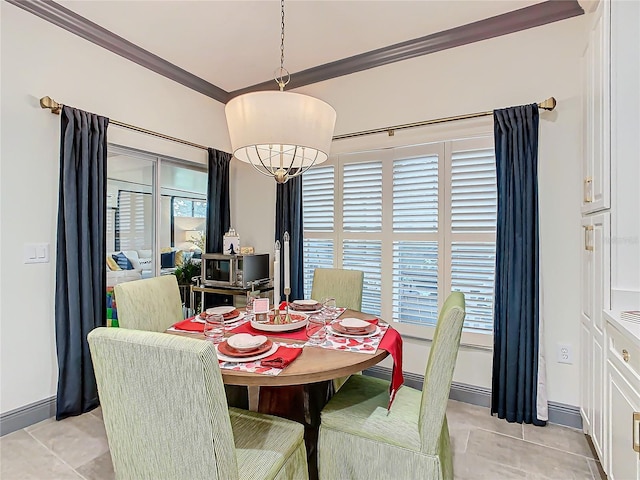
[217,339,273,358]
[328,325,381,339]
[250,312,309,332]
[331,322,376,336]
[196,312,245,324]
[216,342,278,363]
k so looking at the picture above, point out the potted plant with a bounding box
[174,258,201,311]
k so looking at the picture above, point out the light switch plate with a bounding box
[24,243,49,264]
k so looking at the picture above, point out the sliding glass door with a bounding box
[106,145,207,293]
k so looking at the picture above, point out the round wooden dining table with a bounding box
[168,308,390,480]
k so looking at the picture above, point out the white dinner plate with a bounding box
[195,311,246,324]
[206,306,236,315]
[215,342,278,363]
[227,333,268,351]
[293,299,320,306]
[328,325,381,339]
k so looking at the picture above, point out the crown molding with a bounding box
[229,0,584,98]
[6,0,230,103]
[9,0,582,104]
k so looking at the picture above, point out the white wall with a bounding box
[234,15,589,405]
[1,1,589,415]
[610,0,640,310]
[0,3,230,414]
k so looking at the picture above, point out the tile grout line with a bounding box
[475,426,597,461]
[25,429,90,480]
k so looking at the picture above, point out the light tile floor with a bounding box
[1,400,604,480]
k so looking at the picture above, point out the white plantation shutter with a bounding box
[343,240,382,316]
[393,155,439,232]
[302,166,334,231]
[303,239,334,298]
[451,148,497,232]
[302,166,336,298]
[300,136,497,342]
[343,162,383,232]
[392,241,439,326]
[117,191,148,250]
[451,242,496,332]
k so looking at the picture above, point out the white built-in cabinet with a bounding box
[605,313,640,479]
[581,0,640,477]
[581,0,610,215]
[581,212,610,461]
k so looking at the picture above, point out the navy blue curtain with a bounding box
[205,148,231,254]
[275,176,304,301]
[55,106,108,420]
[491,104,545,426]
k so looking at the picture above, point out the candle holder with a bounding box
[272,307,283,325]
[283,287,292,324]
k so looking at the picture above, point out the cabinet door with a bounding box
[581,213,611,331]
[581,211,611,464]
[582,0,611,214]
[608,363,640,480]
[581,322,593,433]
[592,334,605,459]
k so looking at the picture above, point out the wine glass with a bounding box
[306,314,327,345]
[321,297,338,325]
[203,314,225,344]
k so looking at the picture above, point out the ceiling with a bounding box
[50,0,579,99]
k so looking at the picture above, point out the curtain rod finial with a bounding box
[40,96,62,114]
[538,97,556,111]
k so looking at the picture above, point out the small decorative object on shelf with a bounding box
[223,228,240,255]
[240,246,254,254]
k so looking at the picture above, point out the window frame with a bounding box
[303,122,496,348]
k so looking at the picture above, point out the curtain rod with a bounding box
[39,96,209,151]
[332,96,557,140]
[41,94,557,146]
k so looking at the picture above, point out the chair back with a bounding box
[114,275,183,332]
[418,292,466,454]
[310,268,364,311]
[88,327,238,480]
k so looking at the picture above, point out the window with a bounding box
[302,166,335,297]
[173,198,206,218]
[302,136,496,342]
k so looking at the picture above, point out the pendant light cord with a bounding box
[276,0,290,91]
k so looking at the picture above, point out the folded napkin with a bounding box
[357,317,403,411]
[260,346,303,369]
[173,316,203,332]
[378,327,404,412]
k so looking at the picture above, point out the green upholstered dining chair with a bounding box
[317,292,466,480]
[310,268,364,311]
[88,327,308,480]
[113,275,183,332]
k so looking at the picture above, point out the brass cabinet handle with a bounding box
[622,349,630,362]
[634,412,640,453]
[584,177,593,203]
[584,225,594,251]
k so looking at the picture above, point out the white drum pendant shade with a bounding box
[225,91,337,181]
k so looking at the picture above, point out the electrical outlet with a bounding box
[557,343,573,364]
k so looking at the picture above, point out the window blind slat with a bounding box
[393,156,438,232]
[343,162,382,232]
[451,149,497,233]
